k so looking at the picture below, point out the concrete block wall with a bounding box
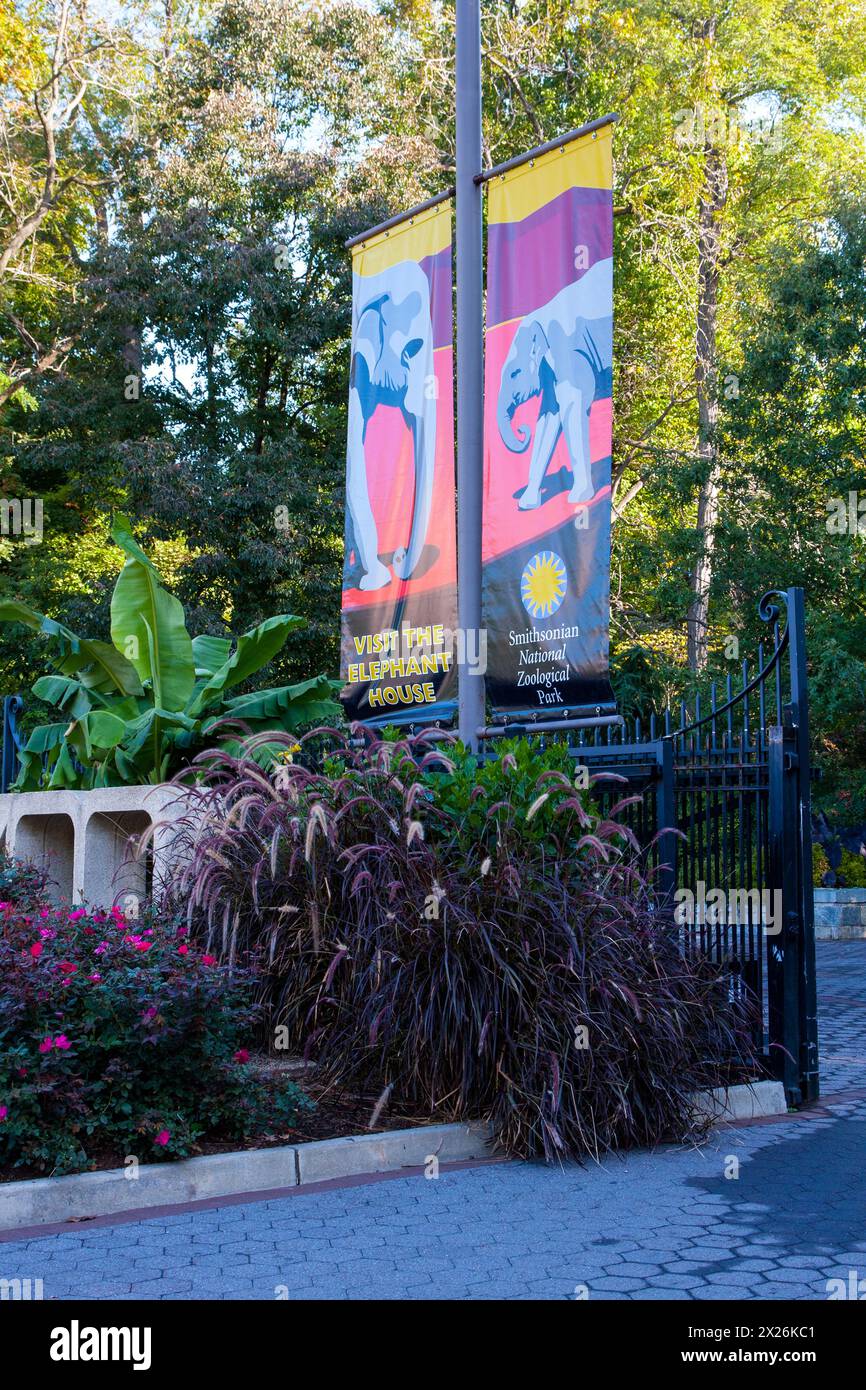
[814,888,866,940]
[0,785,195,908]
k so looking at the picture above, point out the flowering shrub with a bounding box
[0,847,49,913]
[0,893,310,1175]
[168,728,757,1161]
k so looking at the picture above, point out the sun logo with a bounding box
[520,550,567,619]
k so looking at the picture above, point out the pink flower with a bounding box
[88,973,102,983]
[58,961,77,975]
[39,908,51,919]
[154,1129,170,1147]
[202,954,217,967]
[177,944,189,956]
[39,927,56,940]
[94,941,110,956]
[234,1049,250,1064]
[133,941,152,952]
[68,909,87,921]
[0,1106,7,1122]
[38,1037,54,1054]
[30,942,43,959]
[142,1006,158,1022]
[17,1068,27,1079]
[54,1035,71,1050]
[0,902,12,912]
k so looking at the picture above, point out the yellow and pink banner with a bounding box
[482,125,616,716]
[340,201,457,724]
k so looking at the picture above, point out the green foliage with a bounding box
[1,0,865,796]
[0,846,48,913]
[838,850,866,889]
[813,842,831,888]
[0,517,341,788]
[420,735,596,858]
[0,894,311,1175]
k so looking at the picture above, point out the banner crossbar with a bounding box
[478,713,623,739]
[474,113,618,186]
[345,188,455,250]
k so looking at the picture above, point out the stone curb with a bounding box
[0,1121,495,1233]
[693,1079,788,1122]
[0,1081,787,1233]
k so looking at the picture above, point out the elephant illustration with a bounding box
[346,259,436,591]
[497,257,613,510]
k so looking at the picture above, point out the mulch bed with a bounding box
[0,1069,447,1185]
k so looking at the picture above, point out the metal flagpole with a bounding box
[455,0,485,752]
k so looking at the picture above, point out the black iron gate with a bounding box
[485,587,819,1107]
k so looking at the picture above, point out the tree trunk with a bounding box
[253,349,273,455]
[687,28,728,673]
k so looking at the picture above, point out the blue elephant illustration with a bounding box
[497,257,613,510]
[346,259,436,590]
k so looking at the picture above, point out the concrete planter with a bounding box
[0,784,196,908]
[814,887,866,940]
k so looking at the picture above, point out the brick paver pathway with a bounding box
[2,941,864,1300]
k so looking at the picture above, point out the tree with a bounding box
[375,0,866,671]
[0,0,144,408]
[1,0,406,699]
[718,195,866,763]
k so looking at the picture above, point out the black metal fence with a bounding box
[501,587,818,1107]
[1,694,23,794]
[0,588,819,1105]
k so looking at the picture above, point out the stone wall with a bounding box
[814,888,866,940]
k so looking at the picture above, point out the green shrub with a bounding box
[0,847,48,912]
[0,897,311,1174]
[812,843,831,887]
[838,849,866,888]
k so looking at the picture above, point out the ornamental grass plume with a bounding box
[166,728,758,1161]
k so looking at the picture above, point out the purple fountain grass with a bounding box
[164,727,758,1161]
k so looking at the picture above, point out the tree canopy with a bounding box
[2,0,865,780]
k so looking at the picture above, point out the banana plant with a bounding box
[0,515,341,789]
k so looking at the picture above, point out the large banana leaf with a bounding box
[47,742,82,790]
[109,517,195,712]
[121,707,196,758]
[188,615,303,715]
[12,722,68,790]
[32,674,97,720]
[0,601,142,697]
[68,711,127,761]
[191,634,233,675]
[213,674,341,727]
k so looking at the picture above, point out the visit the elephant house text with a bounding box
[348,625,454,707]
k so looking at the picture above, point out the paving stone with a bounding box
[588,1275,650,1292]
[1,940,862,1301]
[652,1273,701,1289]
